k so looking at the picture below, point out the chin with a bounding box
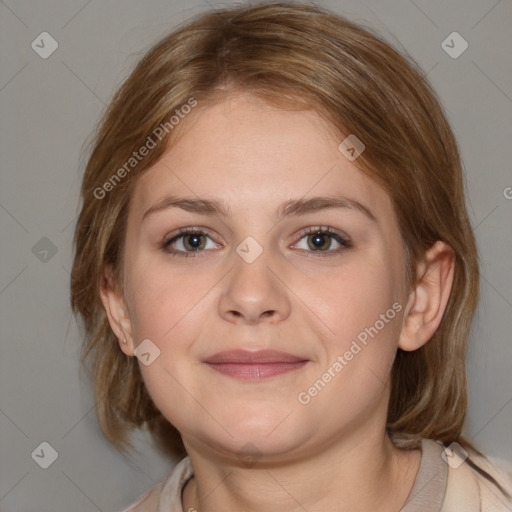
[199,435,305,466]
[198,412,312,460]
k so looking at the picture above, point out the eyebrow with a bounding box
[142,194,376,222]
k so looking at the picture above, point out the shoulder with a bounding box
[120,480,164,512]
[398,436,512,512]
[120,457,193,512]
[442,443,512,512]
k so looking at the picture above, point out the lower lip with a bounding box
[204,361,308,380]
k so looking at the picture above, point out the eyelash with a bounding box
[160,226,352,259]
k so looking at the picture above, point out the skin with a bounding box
[101,92,455,511]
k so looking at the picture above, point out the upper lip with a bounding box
[203,349,308,364]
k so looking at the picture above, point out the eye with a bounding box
[161,226,352,258]
[293,226,352,254]
[161,228,220,257]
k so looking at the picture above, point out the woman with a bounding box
[70,3,512,510]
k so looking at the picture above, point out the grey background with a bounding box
[1,0,511,510]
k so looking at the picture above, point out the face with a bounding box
[116,93,410,462]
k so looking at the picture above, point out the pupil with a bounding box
[311,233,328,250]
[187,235,202,250]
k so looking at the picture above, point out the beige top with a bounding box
[121,439,512,511]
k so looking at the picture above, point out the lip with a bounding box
[203,349,309,380]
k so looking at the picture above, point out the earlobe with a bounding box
[398,241,455,352]
[99,265,135,356]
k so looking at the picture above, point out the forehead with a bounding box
[130,93,394,222]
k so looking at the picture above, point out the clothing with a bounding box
[121,439,512,511]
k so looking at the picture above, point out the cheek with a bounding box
[295,262,402,429]
[125,261,213,431]
[125,257,209,343]
[301,253,403,397]
[297,253,400,344]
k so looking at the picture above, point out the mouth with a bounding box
[203,349,309,381]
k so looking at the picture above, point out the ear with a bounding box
[398,241,455,351]
[99,264,135,356]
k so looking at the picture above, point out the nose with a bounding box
[218,247,292,325]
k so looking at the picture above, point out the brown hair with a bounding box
[72,1,481,467]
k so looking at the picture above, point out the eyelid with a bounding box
[162,226,218,244]
[293,225,351,244]
[161,226,221,257]
[290,225,352,253]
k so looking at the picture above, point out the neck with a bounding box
[181,427,421,512]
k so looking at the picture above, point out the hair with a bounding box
[70,0,502,493]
